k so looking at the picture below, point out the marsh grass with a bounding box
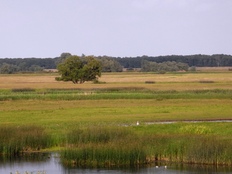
[179,125,212,134]
[66,126,132,144]
[61,126,232,167]
[186,136,232,165]
[0,88,232,101]
[62,127,146,167]
[0,125,53,156]
[0,124,231,166]
[62,143,146,167]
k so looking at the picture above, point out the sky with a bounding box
[1,0,232,58]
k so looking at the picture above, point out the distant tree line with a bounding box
[115,54,232,68]
[0,58,57,74]
[0,54,232,74]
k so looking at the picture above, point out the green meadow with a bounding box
[0,71,232,167]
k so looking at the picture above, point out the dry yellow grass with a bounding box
[0,72,231,90]
[196,66,232,71]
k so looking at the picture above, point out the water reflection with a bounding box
[0,153,231,174]
[63,165,232,174]
[0,153,62,174]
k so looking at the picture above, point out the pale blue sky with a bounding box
[1,0,232,58]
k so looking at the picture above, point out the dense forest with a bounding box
[0,54,232,74]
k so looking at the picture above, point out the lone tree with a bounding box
[55,55,102,84]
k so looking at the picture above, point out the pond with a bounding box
[0,153,231,174]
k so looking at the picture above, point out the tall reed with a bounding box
[66,126,132,144]
[62,126,147,167]
[185,136,232,165]
[62,143,147,167]
[61,126,232,167]
[0,125,53,156]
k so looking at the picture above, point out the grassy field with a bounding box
[0,71,232,166]
[0,71,231,90]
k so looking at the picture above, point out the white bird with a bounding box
[136,121,139,126]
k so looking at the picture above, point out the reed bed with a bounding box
[186,136,232,165]
[61,127,146,167]
[62,143,147,167]
[0,125,53,156]
[0,124,231,166]
[61,126,232,167]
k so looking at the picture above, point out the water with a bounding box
[0,153,231,174]
[145,120,232,125]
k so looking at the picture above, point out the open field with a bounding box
[196,66,232,72]
[0,71,232,166]
[1,99,232,129]
[0,71,231,90]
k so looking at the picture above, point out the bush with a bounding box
[145,81,155,84]
[199,80,214,83]
[12,88,36,92]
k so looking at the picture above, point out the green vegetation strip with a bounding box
[0,89,232,100]
[62,125,232,167]
[0,125,231,167]
[0,125,54,156]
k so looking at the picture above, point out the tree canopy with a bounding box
[55,55,102,84]
[141,60,189,72]
[97,56,123,72]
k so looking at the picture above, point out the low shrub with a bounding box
[12,88,36,92]
[199,80,214,83]
[145,81,155,84]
